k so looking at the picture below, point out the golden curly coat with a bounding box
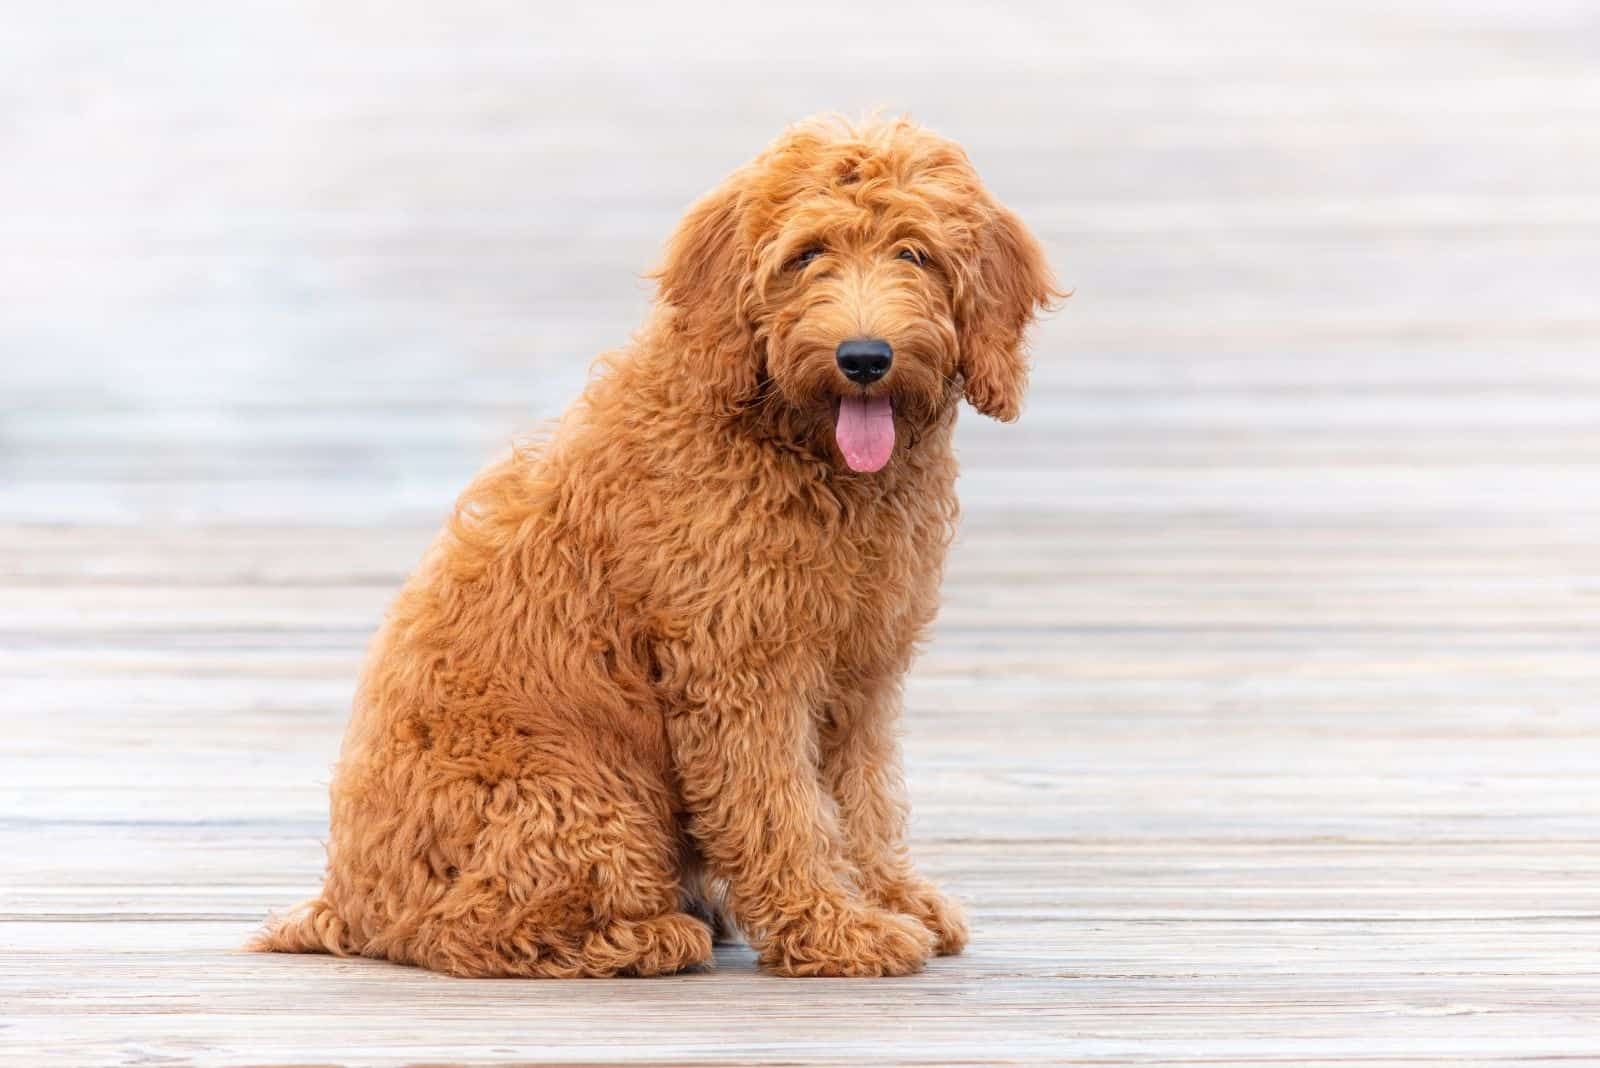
[251,115,1058,978]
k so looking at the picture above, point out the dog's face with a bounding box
[655,118,1057,472]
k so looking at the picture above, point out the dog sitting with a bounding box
[251,115,1058,978]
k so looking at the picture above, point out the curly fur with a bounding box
[250,115,1059,978]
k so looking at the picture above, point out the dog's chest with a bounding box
[808,482,951,655]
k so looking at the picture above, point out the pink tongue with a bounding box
[835,394,895,472]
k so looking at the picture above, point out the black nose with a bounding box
[836,338,893,385]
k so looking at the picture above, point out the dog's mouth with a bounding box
[834,393,895,472]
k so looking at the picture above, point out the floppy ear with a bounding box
[651,174,760,408]
[955,203,1058,422]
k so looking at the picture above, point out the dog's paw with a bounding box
[760,904,935,978]
[871,877,969,956]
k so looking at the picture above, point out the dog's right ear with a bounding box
[651,174,760,407]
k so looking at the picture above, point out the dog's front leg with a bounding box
[820,680,969,956]
[667,653,935,977]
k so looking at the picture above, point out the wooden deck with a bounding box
[5,1,1600,1064]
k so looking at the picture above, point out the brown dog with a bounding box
[251,116,1058,978]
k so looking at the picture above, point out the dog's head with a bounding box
[652,116,1060,472]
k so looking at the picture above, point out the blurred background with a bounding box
[5,2,1600,1063]
[7,2,1597,527]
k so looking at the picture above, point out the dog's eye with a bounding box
[792,246,825,269]
[896,248,924,266]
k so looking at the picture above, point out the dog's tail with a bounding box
[246,897,355,957]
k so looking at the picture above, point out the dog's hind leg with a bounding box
[247,896,355,957]
[384,765,713,979]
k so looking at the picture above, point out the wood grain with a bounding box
[3,0,1600,1064]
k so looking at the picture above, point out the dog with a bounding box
[251,115,1058,978]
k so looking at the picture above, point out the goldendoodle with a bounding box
[252,115,1058,978]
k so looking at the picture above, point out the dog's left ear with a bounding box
[955,203,1059,422]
